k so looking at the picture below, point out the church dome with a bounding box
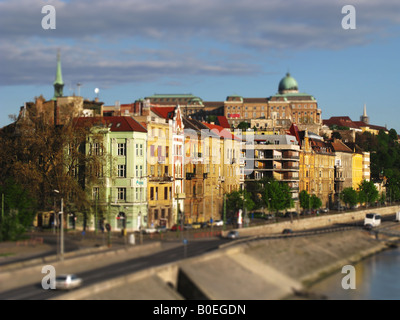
[278,73,299,94]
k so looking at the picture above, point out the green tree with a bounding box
[341,187,358,207]
[237,121,250,131]
[226,189,255,219]
[310,195,322,210]
[299,190,311,210]
[358,180,379,206]
[0,180,36,241]
[264,180,294,213]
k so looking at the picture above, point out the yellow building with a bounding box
[299,129,335,208]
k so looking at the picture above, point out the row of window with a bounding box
[117,164,144,178]
[150,186,172,201]
[226,104,315,111]
[117,143,144,157]
[92,186,145,201]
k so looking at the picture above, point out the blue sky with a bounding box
[1,0,400,131]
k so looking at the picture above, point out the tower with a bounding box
[52,50,64,101]
[360,104,369,124]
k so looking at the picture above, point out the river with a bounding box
[309,246,400,300]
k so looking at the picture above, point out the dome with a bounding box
[278,73,299,94]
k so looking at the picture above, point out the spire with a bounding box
[52,50,64,101]
[360,103,369,124]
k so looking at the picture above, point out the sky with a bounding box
[1,0,400,131]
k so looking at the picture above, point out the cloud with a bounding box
[1,0,400,87]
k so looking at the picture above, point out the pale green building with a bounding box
[75,116,148,232]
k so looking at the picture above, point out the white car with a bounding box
[214,220,224,227]
[364,213,381,228]
[55,274,82,290]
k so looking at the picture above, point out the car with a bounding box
[156,225,167,233]
[226,230,239,239]
[144,227,157,234]
[284,211,298,218]
[320,208,329,213]
[214,220,224,227]
[170,224,183,231]
[184,224,193,230]
[55,274,82,290]
[282,228,293,235]
[192,223,202,229]
[364,213,381,227]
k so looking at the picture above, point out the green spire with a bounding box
[52,50,64,101]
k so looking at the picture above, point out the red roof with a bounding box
[217,116,231,129]
[202,122,241,141]
[322,116,359,129]
[151,107,176,120]
[74,116,147,133]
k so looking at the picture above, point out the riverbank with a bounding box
[240,228,391,299]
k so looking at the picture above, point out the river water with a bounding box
[309,247,400,300]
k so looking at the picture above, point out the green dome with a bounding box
[278,73,298,93]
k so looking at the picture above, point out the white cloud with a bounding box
[1,0,399,87]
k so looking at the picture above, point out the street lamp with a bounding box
[53,190,64,261]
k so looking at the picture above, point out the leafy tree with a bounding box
[358,180,379,206]
[0,180,36,241]
[0,100,107,227]
[341,187,358,207]
[299,190,311,210]
[264,180,294,212]
[237,122,250,131]
[310,195,322,210]
[226,189,255,219]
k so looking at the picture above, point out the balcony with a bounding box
[149,175,174,183]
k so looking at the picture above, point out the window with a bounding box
[150,187,154,201]
[92,187,99,200]
[164,187,168,200]
[117,188,126,201]
[118,143,126,156]
[118,165,126,178]
[93,142,103,156]
[135,188,139,201]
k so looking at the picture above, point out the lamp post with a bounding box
[54,190,64,261]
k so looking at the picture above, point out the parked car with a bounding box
[284,211,298,218]
[226,230,239,239]
[214,220,224,227]
[184,224,193,230]
[144,227,157,234]
[55,274,82,290]
[170,224,183,231]
[282,228,293,235]
[192,223,202,229]
[156,225,167,233]
[320,208,329,213]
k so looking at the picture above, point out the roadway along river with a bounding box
[0,238,229,300]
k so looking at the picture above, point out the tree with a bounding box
[0,179,36,241]
[264,180,294,213]
[310,195,322,210]
[226,189,255,220]
[341,187,358,207]
[237,122,250,131]
[0,101,107,227]
[299,190,311,210]
[358,180,379,206]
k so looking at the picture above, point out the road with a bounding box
[0,237,230,300]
